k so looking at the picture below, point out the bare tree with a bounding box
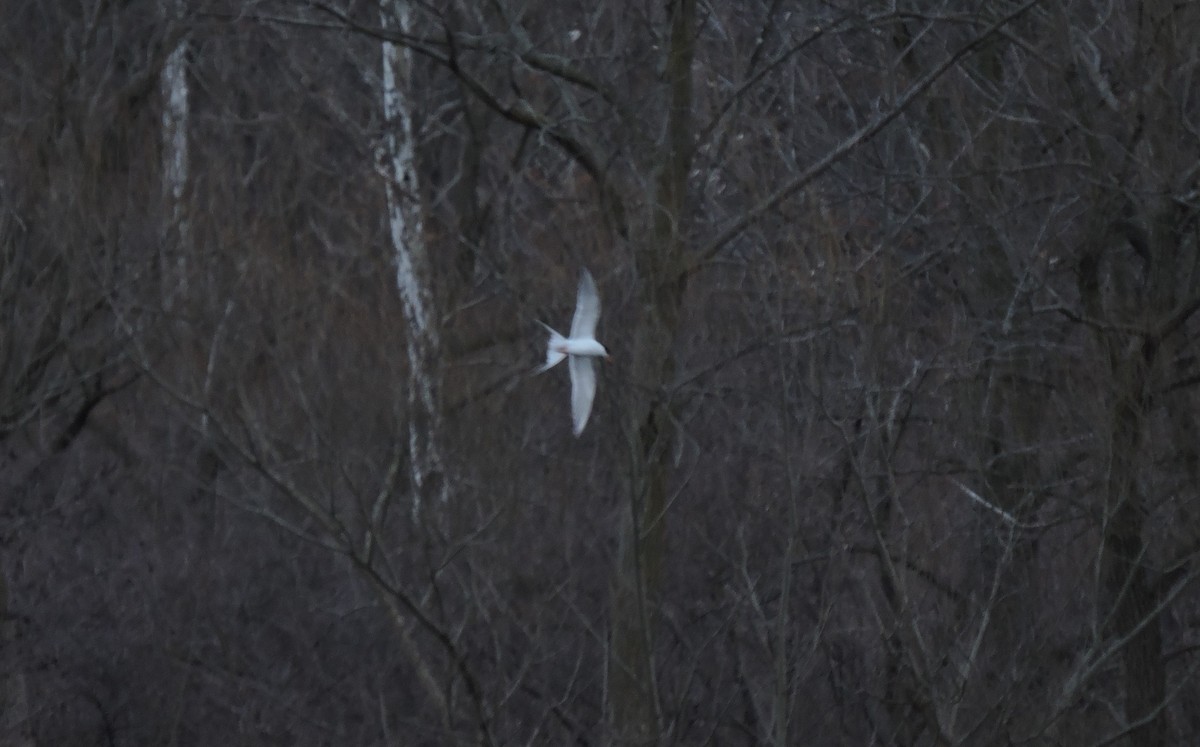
[378,0,447,516]
[7,0,1200,744]
[160,0,190,306]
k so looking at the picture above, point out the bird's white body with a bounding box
[544,334,608,361]
[538,269,608,435]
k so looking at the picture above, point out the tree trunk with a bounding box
[1078,231,1169,746]
[379,0,445,515]
[160,0,189,308]
[1104,350,1165,746]
[608,1,695,743]
[0,574,34,747]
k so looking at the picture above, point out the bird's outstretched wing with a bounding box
[570,269,601,340]
[569,355,597,436]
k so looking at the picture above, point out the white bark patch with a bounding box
[379,0,445,512]
[160,18,189,304]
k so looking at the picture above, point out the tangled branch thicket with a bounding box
[3,1,1200,744]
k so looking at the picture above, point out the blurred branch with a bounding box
[278,1,630,231]
[686,0,1043,277]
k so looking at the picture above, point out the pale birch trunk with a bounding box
[373,4,461,734]
[378,0,445,515]
[160,0,189,308]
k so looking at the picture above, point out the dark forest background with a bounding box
[4,1,1200,745]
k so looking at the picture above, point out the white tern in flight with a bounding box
[538,268,609,435]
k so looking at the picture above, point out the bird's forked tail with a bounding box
[537,323,567,373]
